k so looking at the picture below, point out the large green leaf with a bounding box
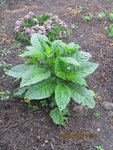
[14,87,28,98]
[55,83,71,110]
[54,58,66,80]
[60,57,80,66]
[20,65,51,87]
[74,62,99,78]
[50,108,65,125]
[51,40,66,55]
[54,58,86,85]
[74,51,92,62]
[19,46,40,58]
[67,74,87,86]
[32,33,49,43]
[70,84,95,108]
[67,43,80,53]
[25,80,55,100]
[30,34,45,59]
[5,64,29,78]
[54,58,74,79]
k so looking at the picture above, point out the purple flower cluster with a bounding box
[51,15,67,28]
[14,12,68,39]
[14,20,22,32]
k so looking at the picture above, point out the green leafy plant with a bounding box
[0,61,12,71]
[71,23,78,29]
[98,12,106,21]
[0,48,10,57]
[82,12,93,22]
[6,33,98,125]
[108,24,113,37]
[0,91,10,101]
[108,13,113,21]
[0,0,5,5]
[93,111,101,118]
[96,146,104,150]
[14,12,68,44]
[11,42,21,49]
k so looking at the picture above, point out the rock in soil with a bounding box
[102,101,113,110]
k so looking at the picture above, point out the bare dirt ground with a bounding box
[0,0,113,150]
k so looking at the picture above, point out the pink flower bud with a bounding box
[38,26,46,33]
[15,20,22,26]
[29,29,35,36]
[25,28,31,34]
[33,18,38,23]
[14,26,20,32]
[33,24,39,29]
[52,15,59,20]
[24,15,30,20]
[38,30,43,34]
[45,25,52,30]
[29,12,34,16]
[45,19,53,25]
[48,13,53,17]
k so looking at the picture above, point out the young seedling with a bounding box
[93,111,101,118]
[96,146,104,150]
[0,61,12,71]
[0,91,10,101]
[82,12,93,23]
[108,24,113,37]
[71,23,78,29]
[0,0,5,5]
[6,33,98,125]
[0,48,10,57]
[11,42,21,49]
[108,13,113,21]
[98,12,106,21]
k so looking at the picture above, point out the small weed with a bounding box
[24,98,39,111]
[0,48,10,57]
[108,13,113,21]
[28,104,39,111]
[108,24,113,37]
[40,100,48,107]
[93,111,101,118]
[0,0,5,5]
[0,61,12,71]
[0,90,10,101]
[82,12,93,23]
[96,146,104,150]
[71,23,78,29]
[11,42,21,49]
[98,12,106,21]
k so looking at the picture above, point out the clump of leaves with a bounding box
[108,13,113,21]
[6,33,98,125]
[98,12,106,21]
[14,12,68,44]
[108,24,113,37]
[0,91,10,101]
[0,61,12,71]
[93,111,101,118]
[0,0,5,5]
[96,146,104,150]
[71,23,78,29]
[82,12,93,22]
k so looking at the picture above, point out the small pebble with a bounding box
[37,136,40,139]
[44,140,48,143]
[97,128,100,132]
